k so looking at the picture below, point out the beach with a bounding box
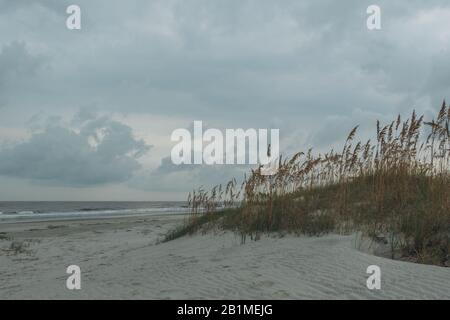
[1,214,449,299]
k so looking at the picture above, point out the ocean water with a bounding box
[0,201,189,223]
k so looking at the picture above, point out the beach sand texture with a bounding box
[1,215,449,299]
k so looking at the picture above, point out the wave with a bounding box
[0,206,190,222]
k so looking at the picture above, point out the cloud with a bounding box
[0,41,45,92]
[2,1,450,119]
[0,41,46,109]
[0,112,151,186]
[130,155,248,192]
[0,41,41,75]
[1,0,450,198]
[1,0,447,128]
[307,108,389,149]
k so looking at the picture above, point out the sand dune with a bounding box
[0,215,449,299]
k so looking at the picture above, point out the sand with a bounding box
[0,214,449,299]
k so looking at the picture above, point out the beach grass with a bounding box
[167,101,450,266]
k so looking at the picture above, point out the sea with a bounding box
[0,201,189,223]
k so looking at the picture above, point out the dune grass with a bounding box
[165,102,450,266]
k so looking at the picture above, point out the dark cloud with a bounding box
[0,0,68,14]
[0,113,151,187]
[1,1,449,122]
[0,41,46,107]
[0,42,45,89]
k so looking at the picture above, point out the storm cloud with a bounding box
[0,113,151,186]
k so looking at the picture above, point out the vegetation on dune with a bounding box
[165,101,450,266]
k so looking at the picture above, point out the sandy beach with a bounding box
[0,214,449,299]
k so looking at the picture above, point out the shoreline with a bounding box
[0,211,189,225]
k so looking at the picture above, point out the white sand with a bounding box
[0,215,449,299]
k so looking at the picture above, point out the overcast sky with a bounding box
[0,0,449,200]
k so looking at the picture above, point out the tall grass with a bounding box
[170,102,450,266]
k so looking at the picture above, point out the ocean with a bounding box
[0,201,189,223]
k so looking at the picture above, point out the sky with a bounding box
[0,0,449,200]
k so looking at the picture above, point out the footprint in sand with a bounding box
[272,290,290,298]
[250,280,275,289]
